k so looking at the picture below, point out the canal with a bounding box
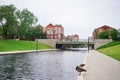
[0,48,87,80]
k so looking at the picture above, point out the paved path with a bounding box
[82,50,120,80]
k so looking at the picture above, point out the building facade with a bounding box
[93,25,115,39]
[66,34,79,41]
[46,23,64,40]
[38,24,46,32]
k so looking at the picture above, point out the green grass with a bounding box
[0,39,52,52]
[97,42,120,50]
[98,42,120,61]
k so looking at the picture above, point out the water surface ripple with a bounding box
[0,49,87,80]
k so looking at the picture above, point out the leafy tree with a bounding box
[98,31,109,39]
[117,29,120,41]
[110,29,118,41]
[0,4,17,39]
[0,26,2,39]
[15,9,38,40]
[0,26,2,34]
[41,32,47,39]
[0,4,39,40]
[25,26,41,41]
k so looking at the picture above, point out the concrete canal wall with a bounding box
[94,39,112,49]
[38,39,112,49]
[38,39,57,48]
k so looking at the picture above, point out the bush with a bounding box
[98,31,109,39]
[110,29,119,41]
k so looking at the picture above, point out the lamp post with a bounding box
[88,37,90,52]
[36,38,38,52]
[36,27,38,53]
[52,28,55,39]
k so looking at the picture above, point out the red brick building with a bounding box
[46,23,64,40]
[66,34,79,41]
[93,25,115,39]
[38,24,45,32]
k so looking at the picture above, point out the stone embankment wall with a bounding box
[37,39,112,49]
[37,39,57,48]
[94,39,112,49]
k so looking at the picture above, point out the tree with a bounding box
[110,29,120,41]
[117,29,120,41]
[15,9,38,39]
[41,32,47,39]
[98,31,109,39]
[110,29,118,41]
[0,4,38,40]
[25,26,41,41]
[0,4,17,39]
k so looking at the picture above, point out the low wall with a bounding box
[37,39,57,48]
[37,39,112,49]
[94,39,112,49]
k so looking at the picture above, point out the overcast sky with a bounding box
[0,0,120,39]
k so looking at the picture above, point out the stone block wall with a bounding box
[94,39,112,49]
[37,39,57,48]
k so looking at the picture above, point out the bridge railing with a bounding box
[56,39,94,43]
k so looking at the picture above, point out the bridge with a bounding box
[37,39,112,50]
[56,40,94,49]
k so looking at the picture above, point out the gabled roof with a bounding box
[46,23,55,28]
[97,25,115,29]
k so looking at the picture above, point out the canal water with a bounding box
[0,48,87,80]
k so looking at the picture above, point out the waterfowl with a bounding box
[79,64,85,67]
[76,66,87,75]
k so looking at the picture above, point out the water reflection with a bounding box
[0,49,87,80]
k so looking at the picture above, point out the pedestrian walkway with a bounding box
[82,50,120,80]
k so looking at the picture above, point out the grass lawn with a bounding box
[98,44,120,61]
[97,41,120,49]
[0,39,52,52]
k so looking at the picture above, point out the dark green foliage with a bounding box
[41,32,47,39]
[110,29,119,41]
[25,26,41,40]
[15,9,38,40]
[118,30,120,40]
[0,4,46,40]
[0,4,17,39]
[0,26,2,35]
[117,29,120,41]
[98,31,109,39]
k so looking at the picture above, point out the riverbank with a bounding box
[0,39,52,52]
[79,50,120,80]
[0,49,60,55]
[77,49,88,80]
[97,42,120,61]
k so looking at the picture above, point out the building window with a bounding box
[47,28,50,34]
